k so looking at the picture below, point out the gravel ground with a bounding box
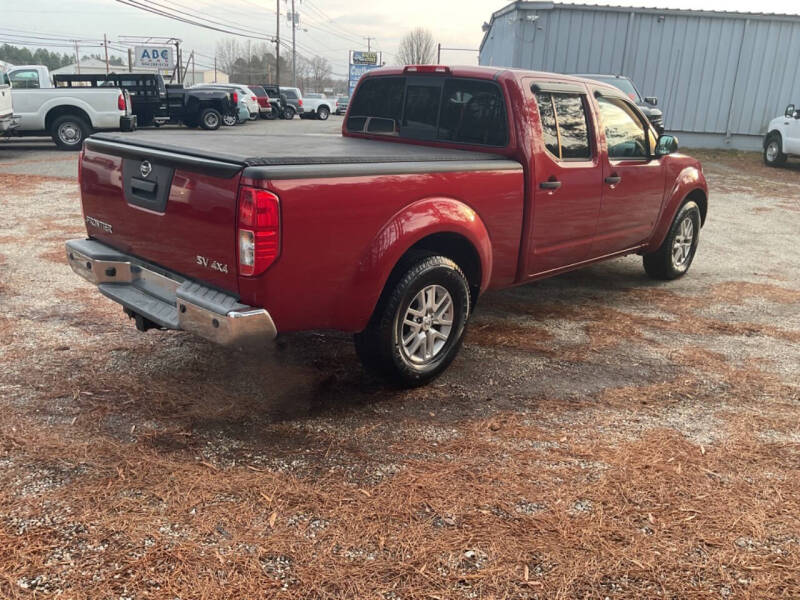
[0,140,798,598]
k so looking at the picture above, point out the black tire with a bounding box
[199,108,222,130]
[643,200,702,280]
[222,113,238,127]
[354,255,471,387]
[317,106,330,121]
[283,106,295,120]
[51,114,91,151]
[764,133,787,167]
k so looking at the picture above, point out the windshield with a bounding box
[584,75,641,103]
[249,86,267,97]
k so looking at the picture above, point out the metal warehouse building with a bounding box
[479,1,800,149]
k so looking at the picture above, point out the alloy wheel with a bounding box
[398,285,454,366]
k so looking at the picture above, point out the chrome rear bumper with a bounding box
[65,239,276,349]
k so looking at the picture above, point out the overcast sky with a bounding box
[3,0,799,80]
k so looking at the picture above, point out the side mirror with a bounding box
[785,104,796,118]
[644,96,658,106]
[656,134,679,157]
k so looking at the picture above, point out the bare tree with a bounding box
[215,38,240,77]
[307,56,332,92]
[396,27,436,65]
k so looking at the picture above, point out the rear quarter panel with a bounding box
[239,168,524,333]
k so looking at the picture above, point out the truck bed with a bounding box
[90,130,517,169]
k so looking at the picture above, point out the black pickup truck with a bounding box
[54,73,237,130]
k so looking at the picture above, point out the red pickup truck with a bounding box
[66,65,708,386]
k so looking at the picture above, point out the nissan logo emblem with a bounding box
[140,161,153,178]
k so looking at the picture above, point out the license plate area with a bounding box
[122,158,174,213]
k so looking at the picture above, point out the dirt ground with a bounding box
[0,147,798,599]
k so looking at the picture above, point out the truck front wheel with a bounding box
[51,115,91,151]
[354,255,470,387]
[643,200,701,280]
[764,133,787,167]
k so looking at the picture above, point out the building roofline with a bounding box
[480,1,800,53]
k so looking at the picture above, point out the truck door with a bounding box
[592,94,665,256]
[785,108,800,154]
[526,82,603,276]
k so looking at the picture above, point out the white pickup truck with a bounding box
[764,103,800,167]
[6,65,136,150]
[299,93,333,120]
[0,69,19,134]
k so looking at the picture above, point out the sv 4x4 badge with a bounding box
[196,255,229,274]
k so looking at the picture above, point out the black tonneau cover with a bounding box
[87,131,521,180]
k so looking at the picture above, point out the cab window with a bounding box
[534,91,592,160]
[9,69,40,89]
[597,97,652,159]
[347,76,508,147]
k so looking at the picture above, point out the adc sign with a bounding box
[133,46,175,69]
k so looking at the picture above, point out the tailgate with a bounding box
[80,138,244,293]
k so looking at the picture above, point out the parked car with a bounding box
[248,85,272,119]
[335,96,349,115]
[193,84,257,123]
[263,85,303,119]
[300,93,333,120]
[573,73,664,133]
[65,65,707,386]
[165,85,237,130]
[763,103,800,167]
[0,69,19,134]
[6,65,135,149]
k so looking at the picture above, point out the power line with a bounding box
[113,0,275,41]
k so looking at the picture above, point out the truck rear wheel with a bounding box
[317,106,330,120]
[283,106,295,120]
[51,114,91,151]
[643,201,701,280]
[199,108,222,130]
[354,255,470,387]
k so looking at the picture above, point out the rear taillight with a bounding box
[251,95,257,102]
[237,186,280,277]
[232,92,238,104]
[298,99,303,107]
[117,93,126,111]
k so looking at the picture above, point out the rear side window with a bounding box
[9,69,40,89]
[439,79,507,146]
[348,76,507,147]
[284,90,298,99]
[534,91,592,160]
[250,86,267,97]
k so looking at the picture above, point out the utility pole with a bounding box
[174,40,182,84]
[291,0,296,87]
[74,41,80,74]
[214,55,217,83]
[103,33,110,74]
[128,48,133,72]
[275,0,280,86]
[364,36,375,52]
[437,43,441,63]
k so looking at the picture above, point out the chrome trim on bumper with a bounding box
[66,239,277,348]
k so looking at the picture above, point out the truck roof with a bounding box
[361,65,626,97]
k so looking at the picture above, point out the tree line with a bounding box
[0,44,125,70]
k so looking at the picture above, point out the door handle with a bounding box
[605,175,622,185]
[539,180,562,190]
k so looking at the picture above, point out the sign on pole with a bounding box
[349,50,381,96]
[133,45,175,70]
